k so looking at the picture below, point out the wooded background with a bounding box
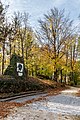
[0,2,80,85]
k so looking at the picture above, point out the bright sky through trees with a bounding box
[1,0,80,29]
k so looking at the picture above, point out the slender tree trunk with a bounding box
[65,49,68,84]
[54,63,57,82]
[13,44,16,54]
[64,74,66,84]
[18,39,20,56]
[9,39,11,60]
[60,69,62,83]
[73,45,76,85]
[21,38,24,60]
[2,41,5,74]
[53,37,57,80]
[70,45,74,82]
[25,47,28,78]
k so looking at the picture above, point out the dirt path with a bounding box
[3,86,80,120]
[61,86,80,95]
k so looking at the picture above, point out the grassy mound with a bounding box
[0,75,64,93]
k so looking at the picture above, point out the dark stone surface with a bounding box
[4,53,27,80]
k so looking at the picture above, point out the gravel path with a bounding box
[4,87,80,120]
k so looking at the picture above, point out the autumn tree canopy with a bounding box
[0,1,80,85]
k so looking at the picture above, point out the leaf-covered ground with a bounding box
[0,87,66,119]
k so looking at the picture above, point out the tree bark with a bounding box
[65,49,68,84]
[2,41,5,74]
[60,69,62,83]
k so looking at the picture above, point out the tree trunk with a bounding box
[9,40,11,60]
[18,39,20,56]
[25,46,28,77]
[60,69,62,83]
[14,44,16,54]
[53,34,57,82]
[54,67,57,82]
[64,49,68,84]
[70,45,74,82]
[64,74,67,84]
[2,41,5,74]
[21,38,24,60]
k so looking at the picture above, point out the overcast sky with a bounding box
[1,0,80,29]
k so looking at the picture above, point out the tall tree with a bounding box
[0,1,8,74]
[38,8,73,82]
[12,12,29,60]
